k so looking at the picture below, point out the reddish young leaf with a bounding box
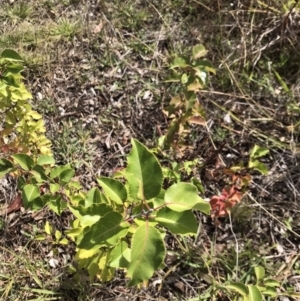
[209,185,242,220]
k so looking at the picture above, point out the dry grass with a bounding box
[1,0,300,300]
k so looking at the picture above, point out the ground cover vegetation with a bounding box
[0,0,300,300]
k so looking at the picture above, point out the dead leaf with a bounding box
[0,193,21,216]
[187,115,206,125]
[92,20,105,34]
[7,193,23,214]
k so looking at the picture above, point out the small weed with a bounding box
[50,18,81,40]
[51,121,96,167]
[3,2,33,20]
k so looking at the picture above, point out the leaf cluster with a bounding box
[161,44,215,151]
[0,138,210,285]
[0,49,52,158]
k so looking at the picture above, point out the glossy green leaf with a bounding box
[165,183,207,212]
[109,241,131,268]
[59,168,75,184]
[5,63,23,74]
[37,155,55,165]
[47,195,67,215]
[55,230,62,240]
[45,221,52,235]
[86,187,102,207]
[155,208,197,235]
[263,279,280,287]
[0,158,14,176]
[126,139,162,200]
[77,212,129,249]
[248,285,263,301]
[192,201,210,215]
[49,183,60,194]
[97,177,127,205]
[128,224,165,285]
[30,165,48,182]
[1,49,23,61]
[254,266,265,282]
[192,44,208,60]
[226,282,248,296]
[69,203,112,227]
[258,286,276,297]
[50,165,72,179]
[22,184,40,205]
[68,181,82,189]
[17,176,26,190]
[11,154,34,170]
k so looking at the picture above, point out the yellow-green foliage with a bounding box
[0,49,52,157]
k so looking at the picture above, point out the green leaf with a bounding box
[77,212,129,249]
[59,238,69,245]
[248,285,263,301]
[97,177,127,205]
[192,201,210,215]
[47,195,67,215]
[109,241,131,268]
[45,221,52,235]
[191,177,204,194]
[126,139,163,200]
[68,181,82,189]
[250,145,269,159]
[59,168,75,184]
[262,287,277,297]
[22,184,40,206]
[30,165,48,182]
[169,56,190,69]
[192,44,208,60]
[187,78,203,91]
[49,183,60,194]
[128,225,165,285]
[165,183,206,212]
[163,119,181,150]
[155,208,197,235]
[194,59,216,74]
[5,63,24,74]
[50,165,72,179]
[11,154,34,170]
[181,73,189,84]
[55,230,62,240]
[263,279,280,287]
[1,49,23,61]
[226,282,248,296]
[0,158,14,176]
[254,266,265,282]
[17,176,26,190]
[86,187,102,207]
[248,160,268,175]
[69,203,112,227]
[69,203,112,223]
[37,155,55,165]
